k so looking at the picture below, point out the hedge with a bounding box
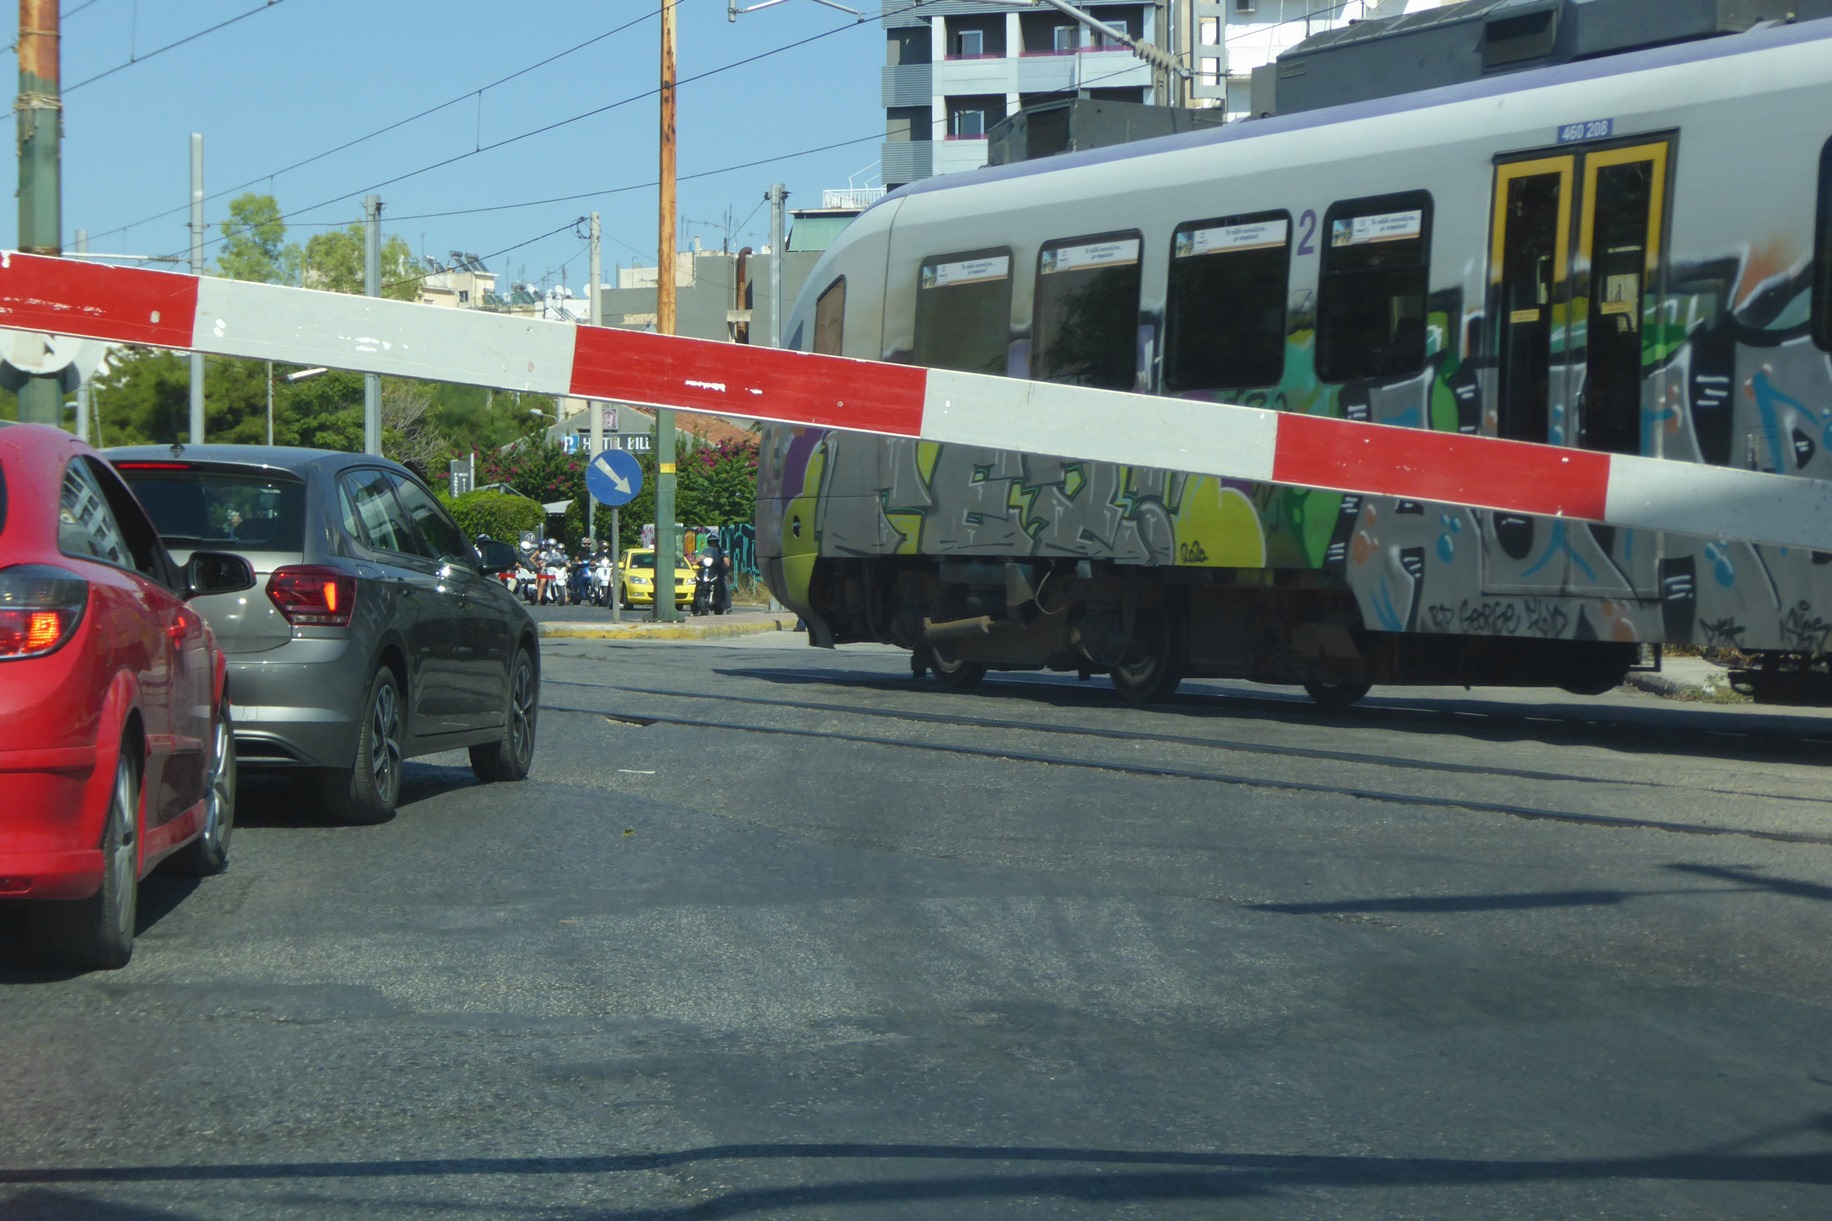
[446,488,546,544]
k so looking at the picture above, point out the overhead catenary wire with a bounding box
[64,0,288,93]
[159,14,880,267]
[83,8,662,246]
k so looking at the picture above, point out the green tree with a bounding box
[477,438,586,546]
[302,222,421,301]
[676,435,759,529]
[216,193,300,285]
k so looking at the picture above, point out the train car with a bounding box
[757,17,1832,706]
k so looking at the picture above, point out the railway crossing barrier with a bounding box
[1,250,1828,554]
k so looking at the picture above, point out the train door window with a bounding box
[1491,157,1572,442]
[914,248,1013,376]
[813,278,845,356]
[1032,231,1142,389]
[1577,143,1667,455]
[1814,138,1832,352]
[1316,192,1432,383]
[1163,211,1291,392]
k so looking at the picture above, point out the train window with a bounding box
[1815,139,1832,352]
[914,248,1013,376]
[814,278,845,356]
[1163,211,1291,392]
[1316,191,1432,383]
[1032,231,1142,390]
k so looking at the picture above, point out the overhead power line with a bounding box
[65,0,288,93]
[168,14,878,265]
[84,8,659,245]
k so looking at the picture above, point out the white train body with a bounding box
[759,19,1832,702]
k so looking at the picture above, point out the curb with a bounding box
[1625,672,1691,698]
[540,615,800,642]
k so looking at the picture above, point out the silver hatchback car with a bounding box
[108,445,538,824]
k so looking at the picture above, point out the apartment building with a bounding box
[881,0,1162,190]
[880,2,1447,187]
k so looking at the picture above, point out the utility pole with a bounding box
[189,133,205,443]
[73,228,89,441]
[766,184,787,349]
[588,211,603,545]
[363,194,382,455]
[15,0,61,426]
[653,0,679,622]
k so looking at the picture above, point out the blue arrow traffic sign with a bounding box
[586,447,643,507]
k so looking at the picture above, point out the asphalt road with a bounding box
[3,634,1830,1219]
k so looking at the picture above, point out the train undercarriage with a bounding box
[799,556,1644,707]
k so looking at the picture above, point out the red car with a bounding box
[0,423,253,970]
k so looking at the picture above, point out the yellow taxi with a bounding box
[618,548,694,609]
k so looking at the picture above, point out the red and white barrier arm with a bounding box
[3,251,1829,553]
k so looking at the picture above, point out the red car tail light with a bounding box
[0,565,88,659]
[266,565,357,628]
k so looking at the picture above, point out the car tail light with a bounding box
[0,565,88,659]
[266,565,357,628]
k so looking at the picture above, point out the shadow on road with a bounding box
[4,1130,1830,1218]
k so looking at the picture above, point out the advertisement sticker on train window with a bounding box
[1176,219,1288,258]
[1330,211,1422,247]
[1041,238,1141,274]
[922,256,1011,289]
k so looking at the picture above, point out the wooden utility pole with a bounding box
[15,0,62,425]
[653,0,679,621]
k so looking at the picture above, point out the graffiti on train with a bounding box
[779,253,1832,654]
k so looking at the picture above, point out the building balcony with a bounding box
[934,55,1017,93]
[1013,53,1079,92]
[881,140,934,186]
[935,137,990,176]
[881,62,933,108]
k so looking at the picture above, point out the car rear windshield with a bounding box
[116,465,307,551]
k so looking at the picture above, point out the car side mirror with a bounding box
[474,538,518,573]
[184,551,257,600]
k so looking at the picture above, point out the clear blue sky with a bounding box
[5,0,885,292]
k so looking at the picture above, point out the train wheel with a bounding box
[928,644,986,691]
[1111,608,1185,703]
[1303,680,1371,711]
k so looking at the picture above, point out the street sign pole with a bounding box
[587,448,643,625]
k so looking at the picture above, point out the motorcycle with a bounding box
[540,550,569,605]
[691,552,724,617]
[569,555,593,606]
[590,553,615,607]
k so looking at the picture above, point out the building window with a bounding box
[1235,0,1256,14]
[956,28,983,57]
[1165,211,1292,392]
[915,249,1013,376]
[1033,231,1143,390]
[1091,17,1131,48]
[1316,191,1433,383]
[1053,25,1076,52]
[948,96,1001,139]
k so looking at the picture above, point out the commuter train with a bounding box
[756,17,1832,706]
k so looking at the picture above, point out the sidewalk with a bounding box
[1624,653,1738,700]
[540,605,1742,698]
[537,605,802,642]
